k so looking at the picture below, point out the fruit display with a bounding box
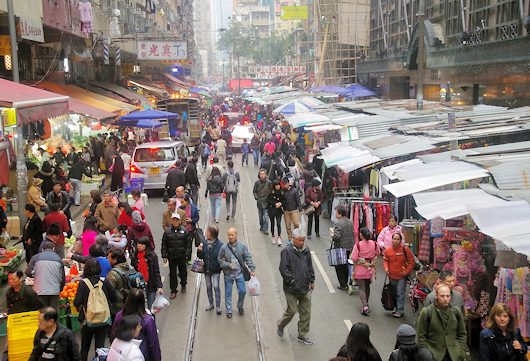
[60,281,79,300]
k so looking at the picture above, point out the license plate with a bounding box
[149,167,160,175]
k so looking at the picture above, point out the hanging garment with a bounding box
[369,169,379,193]
[79,2,93,33]
[417,220,431,262]
[375,203,384,235]
[353,204,359,243]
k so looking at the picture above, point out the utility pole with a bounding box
[7,0,28,231]
[416,0,425,110]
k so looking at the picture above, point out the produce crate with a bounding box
[69,297,79,316]
[130,178,145,192]
[69,315,81,332]
[58,299,69,317]
[7,311,39,361]
[58,315,69,328]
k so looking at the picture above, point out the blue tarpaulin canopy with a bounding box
[345,84,376,97]
[115,118,163,128]
[119,109,179,120]
[310,85,352,95]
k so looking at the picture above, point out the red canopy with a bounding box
[0,78,69,124]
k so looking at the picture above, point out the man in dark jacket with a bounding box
[29,307,81,361]
[45,182,73,220]
[165,161,186,198]
[277,228,315,345]
[161,213,192,299]
[22,204,44,263]
[6,270,42,314]
[331,205,355,290]
[197,226,223,314]
[253,169,271,234]
[282,177,302,243]
[68,159,91,206]
[185,157,200,205]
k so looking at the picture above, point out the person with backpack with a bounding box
[106,249,133,317]
[350,227,380,316]
[73,258,115,361]
[223,160,240,221]
[130,237,163,310]
[161,212,193,299]
[383,232,415,318]
[29,307,81,361]
[112,289,161,361]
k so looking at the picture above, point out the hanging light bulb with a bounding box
[4,55,12,71]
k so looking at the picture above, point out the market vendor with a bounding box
[45,181,73,220]
[6,270,42,314]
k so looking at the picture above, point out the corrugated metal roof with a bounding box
[394,161,484,181]
[479,183,530,202]
[488,161,530,190]
[373,138,436,159]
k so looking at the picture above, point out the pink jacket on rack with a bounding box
[351,239,380,279]
[377,225,405,250]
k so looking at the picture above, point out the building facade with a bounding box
[357,0,530,105]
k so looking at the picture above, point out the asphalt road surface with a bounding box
[146,154,418,361]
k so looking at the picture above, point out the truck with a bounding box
[156,98,201,147]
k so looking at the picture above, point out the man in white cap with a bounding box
[161,212,193,299]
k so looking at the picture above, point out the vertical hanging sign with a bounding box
[115,47,121,66]
[103,43,109,65]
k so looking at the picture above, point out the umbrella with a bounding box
[273,100,314,115]
[115,118,163,128]
[310,85,352,95]
[344,84,376,98]
[120,109,179,120]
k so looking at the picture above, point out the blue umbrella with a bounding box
[344,84,376,97]
[310,85,352,95]
[120,109,179,120]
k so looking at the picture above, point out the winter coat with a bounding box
[279,244,315,295]
[161,225,192,260]
[377,225,405,250]
[206,174,224,195]
[35,171,55,196]
[73,275,115,323]
[479,327,528,361]
[68,161,90,180]
[45,190,72,217]
[383,244,415,280]
[350,239,380,280]
[127,222,155,250]
[130,251,163,293]
[25,249,65,296]
[107,338,145,361]
[417,304,468,361]
[28,324,81,361]
[165,167,186,192]
[267,189,285,216]
[22,214,44,254]
[331,216,354,251]
[106,262,132,314]
[179,204,200,231]
[197,239,223,274]
[43,211,70,246]
[95,201,119,232]
[389,348,434,361]
[253,178,271,209]
[282,186,301,212]
[6,284,42,314]
[28,185,47,210]
[112,311,161,361]
[304,187,324,216]
[185,163,199,186]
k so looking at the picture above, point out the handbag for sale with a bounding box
[190,258,204,273]
[381,276,396,311]
[326,246,348,266]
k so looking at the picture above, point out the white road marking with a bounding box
[310,251,336,294]
[344,319,353,330]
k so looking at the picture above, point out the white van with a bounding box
[130,140,189,190]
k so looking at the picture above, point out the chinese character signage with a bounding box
[248,65,307,79]
[137,41,188,60]
[280,6,308,20]
[19,17,44,43]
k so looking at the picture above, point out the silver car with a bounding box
[230,124,256,151]
[130,140,189,190]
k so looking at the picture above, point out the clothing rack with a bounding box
[334,197,391,205]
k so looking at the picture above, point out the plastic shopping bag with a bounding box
[151,294,170,314]
[247,276,261,297]
[299,213,307,234]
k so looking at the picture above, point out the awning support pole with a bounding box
[8,0,28,232]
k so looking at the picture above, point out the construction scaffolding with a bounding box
[298,0,371,86]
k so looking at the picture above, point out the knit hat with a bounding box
[396,324,416,346]
[132,210,143,225]
[47,223,61,236]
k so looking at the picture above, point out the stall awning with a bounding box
[336,153,381,173]
[468,201,530,256]
[0,78,69,124]
[91,82,150,107]
[127,80,169,97]
[413,188,508,220]
[68,98,117,121]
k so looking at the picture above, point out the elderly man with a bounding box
[95,191,119,232]
[423,270,464,313]
[417,284,468,361]
[331,205,355,290]
[175,185,187,208]
[277,227,315,345]
[162,198,185,231]
[218,228,255,318]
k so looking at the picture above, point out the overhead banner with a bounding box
[137,41,188,60]
[280,6,308,20]
[0,36,11,56]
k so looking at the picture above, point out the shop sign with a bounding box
[0,36,11,56]
[248,65,307,79]
[2,108,17,127]
[280,6,308,20]
[19,17,44,43]
[137,41,187,60]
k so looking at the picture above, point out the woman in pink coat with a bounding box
[376,216,404,251]
[351,227,380,316]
